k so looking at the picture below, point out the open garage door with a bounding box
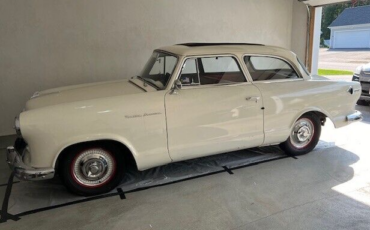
[333,30,370,48]
[299,0,350,6]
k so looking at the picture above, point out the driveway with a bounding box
[319,48,370,72]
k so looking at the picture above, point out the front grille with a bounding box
[361,82,370,95]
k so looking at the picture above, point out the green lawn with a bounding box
[318,69,353,76]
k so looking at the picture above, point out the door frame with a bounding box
[172,53,254,88]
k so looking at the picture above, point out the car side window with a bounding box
[244,56,301,81]
[199,57,246,85]
[179,56,246,86]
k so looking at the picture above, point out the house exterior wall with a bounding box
[0,0,308,136]
[330,23,370,49]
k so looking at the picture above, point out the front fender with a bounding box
[20,91,171,171]
[53,134,139,168]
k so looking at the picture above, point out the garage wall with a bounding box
[0,0,308,136]
[291,0,308,62]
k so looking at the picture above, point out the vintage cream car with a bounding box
[7,43,362,196]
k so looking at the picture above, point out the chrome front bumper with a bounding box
[346,111,363,122]
[7,146,55,181]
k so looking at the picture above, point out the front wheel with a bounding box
[60,144,124,196]
[280,113,321,156]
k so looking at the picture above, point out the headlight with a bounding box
[354,66,362,75]
[14,116,21,136]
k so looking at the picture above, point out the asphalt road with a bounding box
[319,48,370,72]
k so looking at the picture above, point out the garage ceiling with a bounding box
[299,0,350,6]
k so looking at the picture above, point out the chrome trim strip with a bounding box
[7,146,55,181]
[178,81,253,90]
[252,78,304,84]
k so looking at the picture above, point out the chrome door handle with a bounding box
[246,96,260,102]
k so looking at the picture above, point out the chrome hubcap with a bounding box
[72,149,115,187]
[81,156,107,179]
[290,118,314,149]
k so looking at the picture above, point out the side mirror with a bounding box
[170,79,182,94]
[174,79,182,90]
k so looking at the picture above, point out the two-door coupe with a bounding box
[7,43,362,195]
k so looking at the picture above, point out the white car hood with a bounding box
[25,79,151,110]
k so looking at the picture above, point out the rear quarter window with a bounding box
[244,56,301,82]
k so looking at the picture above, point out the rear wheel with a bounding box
[280,113,321,156]
[60,144,124,196]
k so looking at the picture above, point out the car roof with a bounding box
[156,43,293,57]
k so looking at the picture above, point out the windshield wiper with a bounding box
[136,76,159,90]
[136,76,148,87]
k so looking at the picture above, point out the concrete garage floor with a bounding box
[1,105,370,230]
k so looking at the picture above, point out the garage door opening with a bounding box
[301,0,370,75]
[316,1,370,79]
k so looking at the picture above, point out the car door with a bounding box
[243,55,310,145]
[165,55,264,162]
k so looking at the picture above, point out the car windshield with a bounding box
[139,51,178,90]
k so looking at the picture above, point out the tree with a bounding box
[321,0,370,42]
